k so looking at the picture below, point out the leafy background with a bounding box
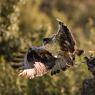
[0,0,95,95]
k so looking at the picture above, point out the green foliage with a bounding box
[0,0,95,95]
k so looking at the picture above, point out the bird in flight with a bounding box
[12,19,84,79]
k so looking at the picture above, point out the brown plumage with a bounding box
[57,19,75,53]
[11,19,83,79]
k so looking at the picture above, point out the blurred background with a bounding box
[0,0,95,95]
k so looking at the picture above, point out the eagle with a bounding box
[12,19,84,79]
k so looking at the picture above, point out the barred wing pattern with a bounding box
[57,20,75,53]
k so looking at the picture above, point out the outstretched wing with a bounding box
[57,20,84,55]
[12,46,58,78]
[25,46,56,69]
[42,20,76,53]
[12,45,74,78]
[57,19,75,53]
[12,46,55,69]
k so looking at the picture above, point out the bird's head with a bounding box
[43,38,52,45]
[43,35,56,46]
